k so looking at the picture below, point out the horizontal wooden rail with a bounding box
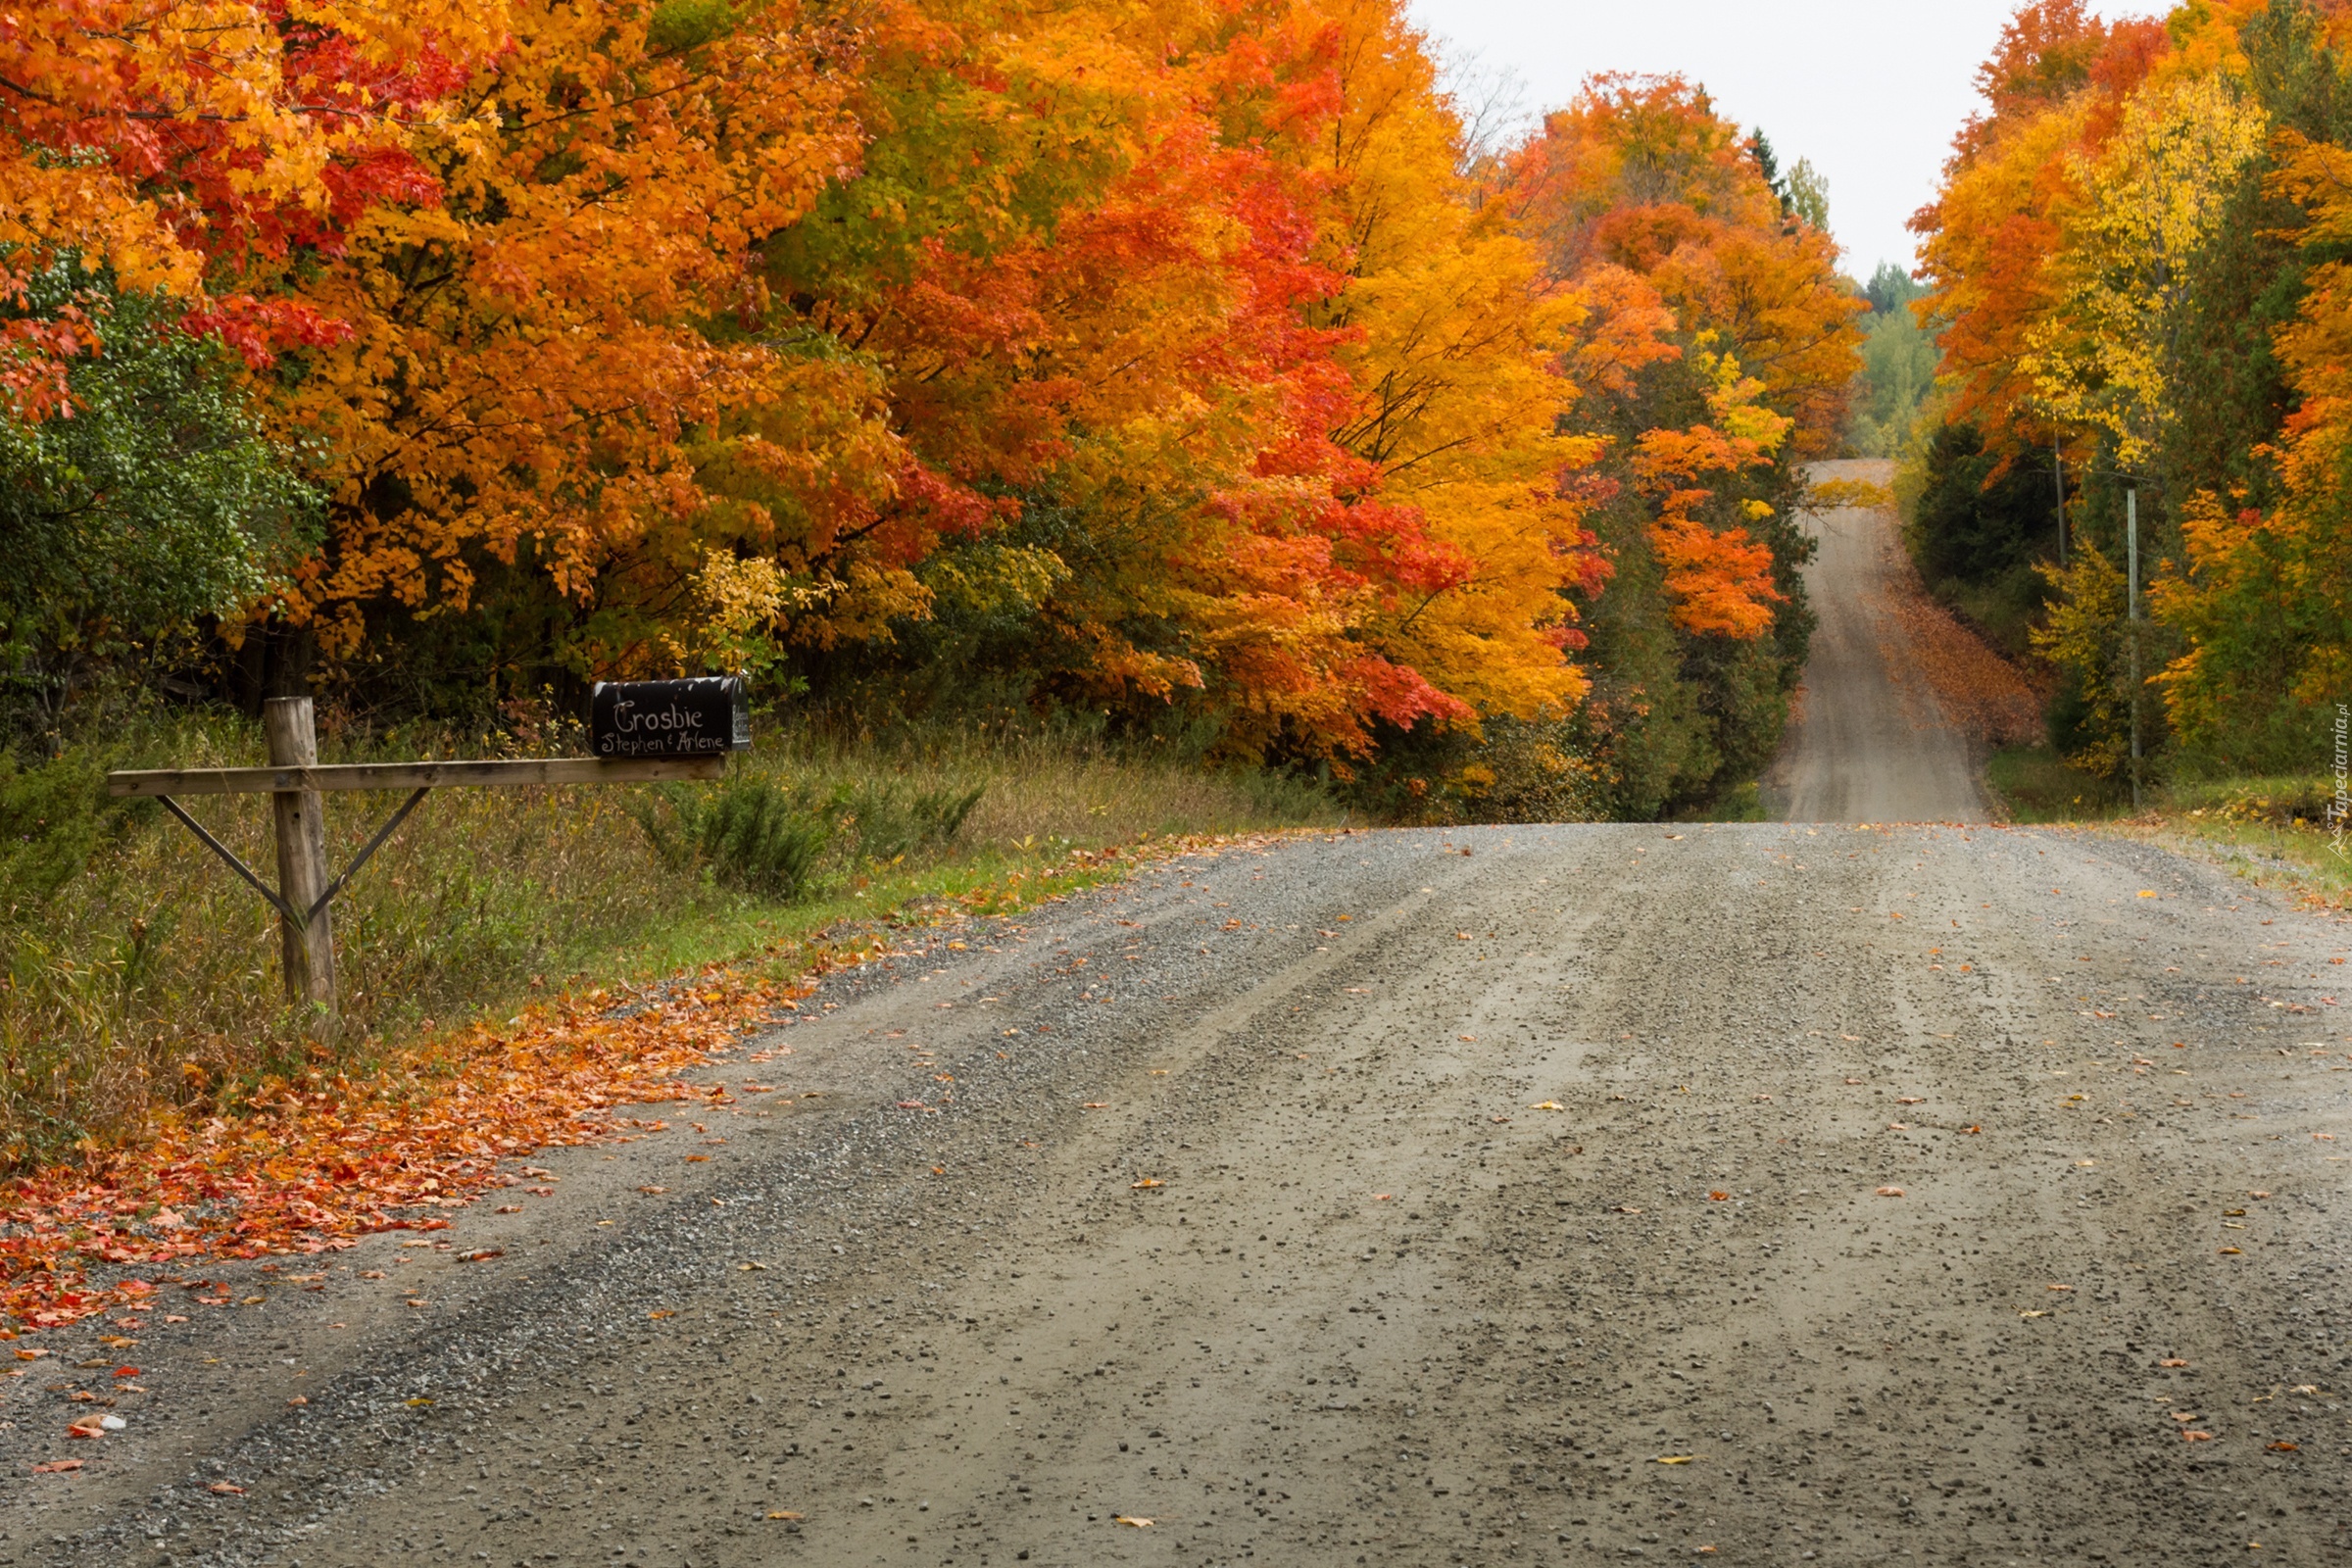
[107,756,725,798]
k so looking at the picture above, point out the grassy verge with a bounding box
[1,714,1340,1167]
[1985,748,2350,907]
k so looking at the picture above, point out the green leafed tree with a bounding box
[0,260,318,743]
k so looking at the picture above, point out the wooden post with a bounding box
[264,696,337,1030]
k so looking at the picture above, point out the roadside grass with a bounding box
[0,714,1339,1168]
[1986,747,2350,907]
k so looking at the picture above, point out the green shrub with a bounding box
[631,774,835,900]
[846,780,985,862]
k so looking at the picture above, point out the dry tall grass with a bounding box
[0,714,1336,1166]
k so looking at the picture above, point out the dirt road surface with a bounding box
[9,465,2351,1564]
[1769,459,1990,825]
[9,823,2352,1566]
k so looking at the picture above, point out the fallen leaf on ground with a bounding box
[2268,1442,2299,1452]
[2019,1309,2050,1318]
[29,1460,82,1474]
[1531,1101,1563,1111]
[2182,1430,2215,1442]
[1962,1124,1982,1134]
[1876,1187,1905,1198]
[1131,1178,1163,1190]
[1114,1516,1154,1527]
[1611,1205,1643,1214]
[1708,1191,1731,1201]
[1897,1097,1925,1104]
[208,1481,245,1494]
[287,1396,308,1406]
[458,1250,503,1262]
[2220,1247,2244,1255]
[766,1511,804,1521]
[637,1186,666,1195]
[2160,1358,2190,1368]
[2170,1411,2197,1423]
[1655,1455,1695,1464]
[1887,1122,1909,1131]
[1081,1102,1110,1110]
[2047,1284,2073,1292]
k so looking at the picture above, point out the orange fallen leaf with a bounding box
[684,1154,712,1162]
[287,1396,309,1406]
[638,1186,667,1195]
[1131,1178,1163,1190]
[766,1510,804,1521]
[1530,1101,1563,1111]
[1655,1454,1695,1464]
[2047,1284,2073,1293]
[1961,1124,1982,1134]
[1707,1191,1731,1201]
[2220,1247,2243,1255]
[208,1481,245,1494]
[1876,1187,1905,1198]
[458,1249,503,1262]
[1082,1102,1110,1109]
[2182,1430,2215,1443]
[1114,1516,1154,1527]
[29,1460,82,1474]
[1373,1194,1393,1200]
[1887,1122,1910,1131]
[2267,1442,2299,1452]
[2160,1358,2190,1368]
[1896,1097,1925,1104]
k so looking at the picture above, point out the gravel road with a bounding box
[1768,459,1990,825]
[7,822,2351,1566]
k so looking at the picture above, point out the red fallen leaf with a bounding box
[29,1459,83,1474]
[66,1418,105,1439]
[113,1366,137,1377]
[208,1481,245,1494]
[683,1154,711,1162]
[2268,1441,2299,1451]
[1707,1191,1731,1201]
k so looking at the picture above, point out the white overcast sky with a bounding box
[1405,0,2151,280]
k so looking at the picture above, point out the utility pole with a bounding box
[2053,439,2067,566]
[2127,486,2141,810]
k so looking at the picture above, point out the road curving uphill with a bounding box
[1771,458,1993,825]
[6,818,2349,1565]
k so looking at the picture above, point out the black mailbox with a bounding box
[589,677,752,759]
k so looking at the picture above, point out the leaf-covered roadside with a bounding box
[0,836,1182,1336]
